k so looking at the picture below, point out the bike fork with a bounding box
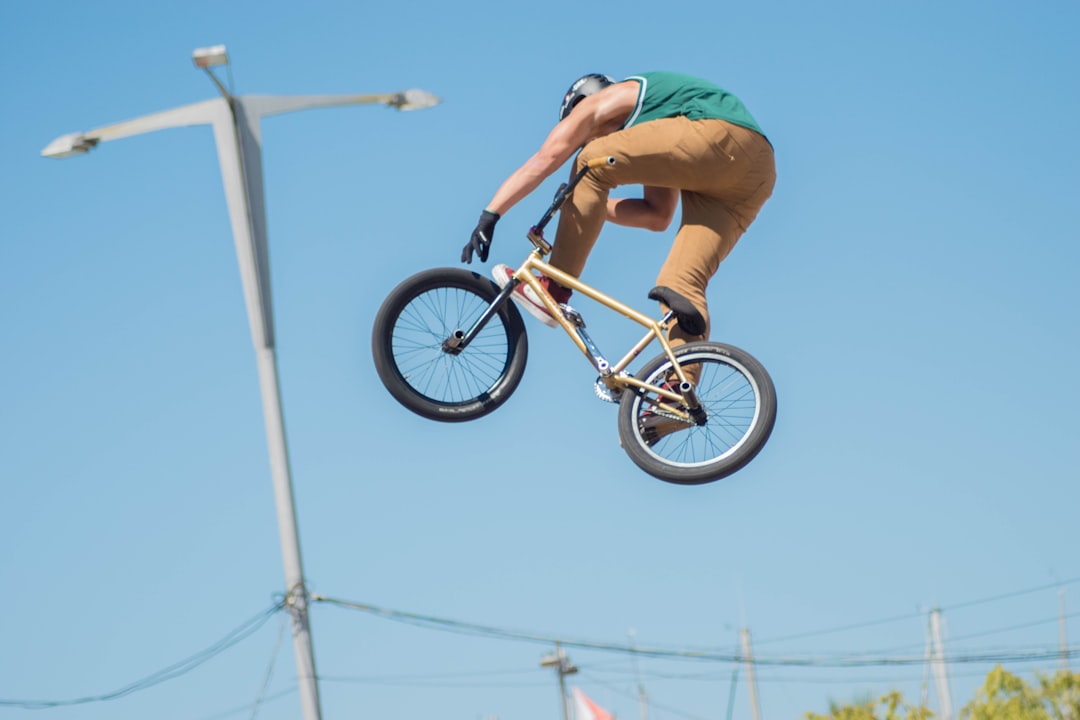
[441,278,520,355]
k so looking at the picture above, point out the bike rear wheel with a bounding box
[372,268,528,422]
[617,342,776,485]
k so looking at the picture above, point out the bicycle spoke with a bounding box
[390,285,511,404]
[637,351,762,469]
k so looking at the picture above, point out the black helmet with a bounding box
[558,73,616,121]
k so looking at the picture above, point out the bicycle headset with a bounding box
[559,73,617,121]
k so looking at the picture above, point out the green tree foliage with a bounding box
[804,691,933,720]
[804,667,1080,720]
[960,665,1080,720]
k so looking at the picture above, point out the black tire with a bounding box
[617,342,776,485]
[372,268,528,422]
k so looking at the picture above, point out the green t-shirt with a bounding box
[622,71,765,137]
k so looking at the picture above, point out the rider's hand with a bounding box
[461,210,499,264]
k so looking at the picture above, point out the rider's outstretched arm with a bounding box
[483,83,638,217]
[462,83,638,264]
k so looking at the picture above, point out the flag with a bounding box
[572,687,613,720]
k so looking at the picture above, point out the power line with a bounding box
[315,665,551,688]
[579,670,714,720]
[944,577,1080,613]
[948,611,1080,645]
[199,686,298,720]
[754,609,925,646]
[579,661,1019,686]
[28,582,1065,715]
[844,610,1080,656]
[312,595,1080,668]
[0,600,284,710]
[313,594,739,659]
[754,575,1080,646]
[317,674,549,689]
[250,612,289,720]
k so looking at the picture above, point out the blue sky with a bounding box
[2,1,1078,719]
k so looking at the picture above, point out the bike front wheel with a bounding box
[372,268,528,422]
[617,342,777,485]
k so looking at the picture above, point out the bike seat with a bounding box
[648,286,706,336]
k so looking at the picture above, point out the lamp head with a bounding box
[192,45,229,68]
[41,132,99,159]
[392,89,442,111]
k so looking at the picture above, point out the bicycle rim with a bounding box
[392,285,513,402]
[619,343,775,483]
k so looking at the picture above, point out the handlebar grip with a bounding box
[532,156,617,237]
[586,156,616,170]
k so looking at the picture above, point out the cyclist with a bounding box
[461,71,775,352]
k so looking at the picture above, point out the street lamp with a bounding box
[193,44,229,68]
[541,642,578,720]
[41,46,441,720]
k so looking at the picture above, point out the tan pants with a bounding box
[550,117,776,346]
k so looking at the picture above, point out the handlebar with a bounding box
[528,156,615,253]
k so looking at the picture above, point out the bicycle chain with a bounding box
[593,377,686,421]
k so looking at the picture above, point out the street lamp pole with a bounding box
[41,46,440,720]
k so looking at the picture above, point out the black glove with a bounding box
[461,210,500,264]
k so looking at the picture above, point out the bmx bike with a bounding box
[371,156,776,485]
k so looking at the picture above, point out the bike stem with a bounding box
[448,157,615,354]
[529,156,615,254]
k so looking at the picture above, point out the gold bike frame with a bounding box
[467,154,698,421]
[510,251,690,414]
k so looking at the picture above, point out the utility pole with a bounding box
[929,609,953,720]
[920,626,932,709]
[740,627,763,720]
[628,629,648,720]
[541,642,578,720]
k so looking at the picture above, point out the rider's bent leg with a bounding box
[549,116,776,360]
[656,122,776,351]
[548,117,706,277]
[656,195,742,349]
